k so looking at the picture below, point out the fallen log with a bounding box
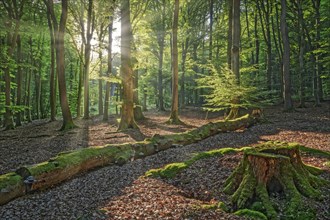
[0,114,257,205]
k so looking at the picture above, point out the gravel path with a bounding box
[0,105,329,219]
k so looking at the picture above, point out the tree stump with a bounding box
[223,143,327,219]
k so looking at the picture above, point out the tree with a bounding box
[280,0,293,111]
[83,0,95,119]
[226,0,241,120]
[103,15,114,121]
[168,0,181,124]
[1,0,26,130]
[118,0,138,130]
[44,0,76,130]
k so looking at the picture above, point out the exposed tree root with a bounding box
[224,142,328,219]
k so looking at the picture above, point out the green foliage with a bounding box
[197,65,273,112]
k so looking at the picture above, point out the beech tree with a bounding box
[118,0,138,130]
[168,0,181,124]
[280,0,293,111]
[44,0,75,130]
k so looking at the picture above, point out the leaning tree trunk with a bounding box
[224,143,326,219]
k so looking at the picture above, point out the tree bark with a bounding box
[103,17,113,121]
[44,0,75,130]
[224,143,325,219]
[46,11,56,121]
[83,0,94,119]
[280,0,293,111]
[118,0,138,130]
[15,35,22,126]
[227,0,233,69]
[168,0,181,124]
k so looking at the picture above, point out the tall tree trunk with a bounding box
[280,0,293,111]
[15,35,22,126]
[297,0,306,108]
[98,49,103,115]
[227,0,233,68]
[45,0,75,130]
[244,0,254,64]
[313,0,323,103]
[256,0,272,91]
[133,65,144,120]
[227,0,240,120]
[118,0,138,130]
[47,11,56,121]
[232,0,240,84]
[168,0,181,124]
[103,17,113,121]
[209,0,214,62]
[180,38,189,108]
[157,0,166,111]
[83,0,94,119]
[254,12,260,83]
[77,44,84,118]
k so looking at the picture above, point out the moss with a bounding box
[197,201,229,212]
[145,147,239,179]
[299,145,330,158]
[28,145,127,176]
[145,162,187,178]
[304,164,324,175]
[0,173,22,190]
[256,184,277,219]
[325,160,330,168]
[234,209,268,220]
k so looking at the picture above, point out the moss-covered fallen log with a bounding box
[0,114,256,205]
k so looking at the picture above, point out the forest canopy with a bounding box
[0,0,329,130]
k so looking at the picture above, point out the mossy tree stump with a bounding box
[223,143,327,219]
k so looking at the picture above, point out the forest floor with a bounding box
[0,102,329,219]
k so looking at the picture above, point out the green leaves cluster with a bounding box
[197,65,273,112]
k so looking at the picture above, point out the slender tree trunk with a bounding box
[133,66,144,120]
[103,17,113,121]
[280,0,293,111]
[313,0,323,103]
[158,35,165,111]
[209,0,214,62]
[47,11,56,121]
[254,13,260,83]
[83,0,94,119]
[15,35,22,126]
[297,1,306,108]
[232,0,240,84]
[180,38,188,108]
[227,0,233,68]
[168,0,181,124]
[226,0,241,120]
[98,49,103,115]
[45,0,75,130]
[244,0,254,64]
[77,44,84,118]
[118,0,138,130]
[157,0,166,111]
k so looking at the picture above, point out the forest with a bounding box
[0,0,329,219]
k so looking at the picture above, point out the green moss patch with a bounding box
[234,209,268,220]
[0,173,22,190]
[299,145,330,158]
[146,147,240,178]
